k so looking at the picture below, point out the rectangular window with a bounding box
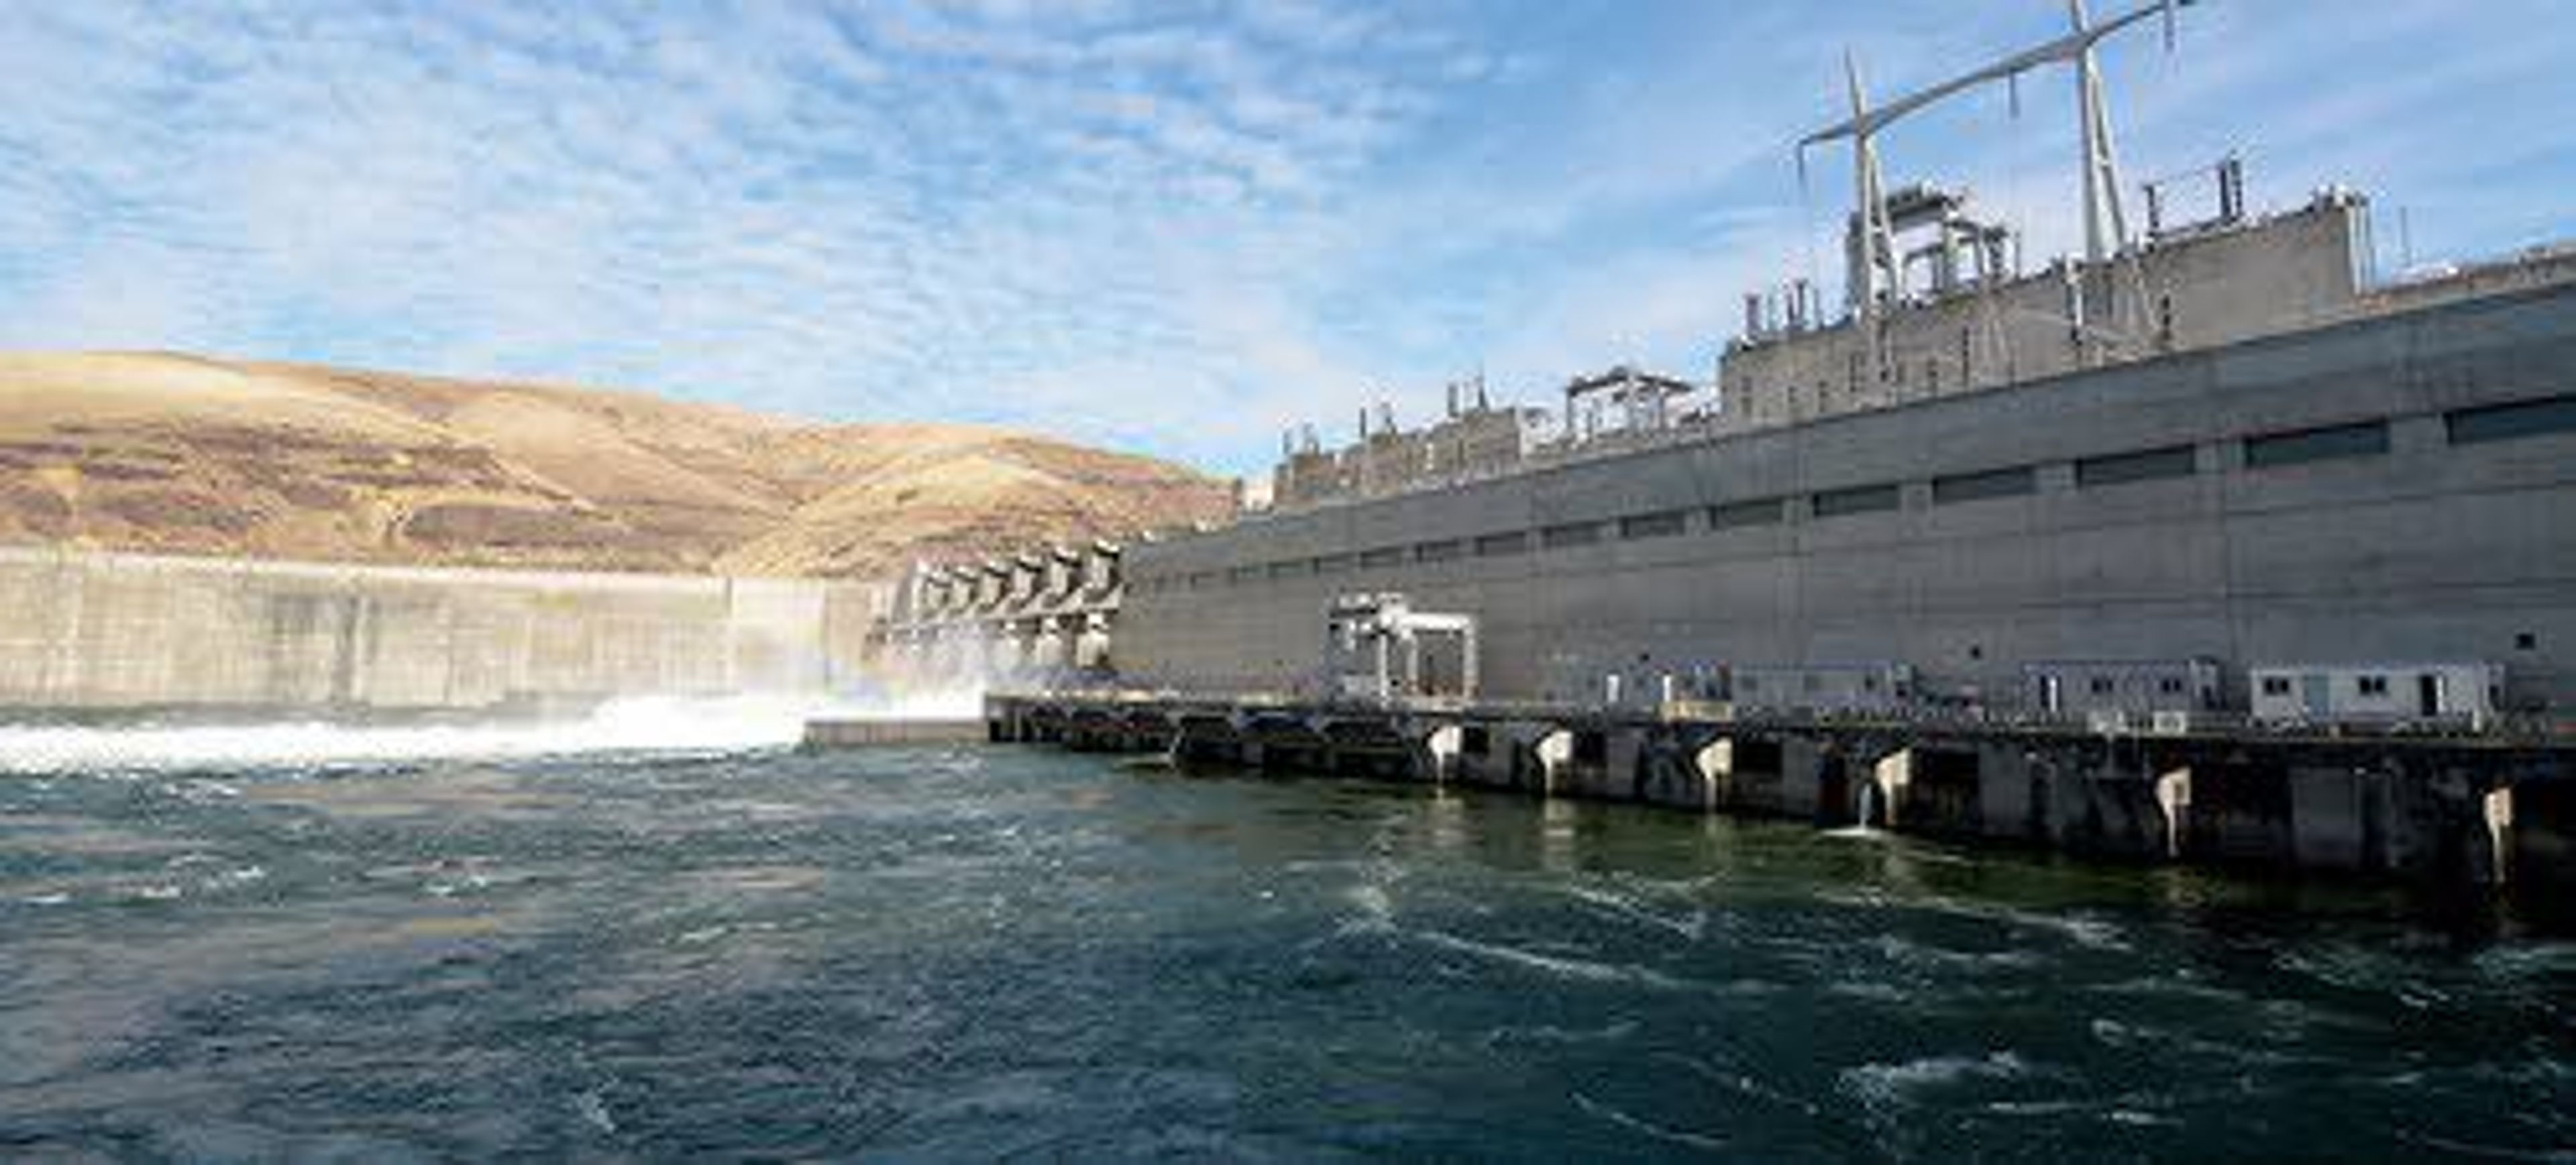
[2260,676,2290,696]
[2357,674,2389,697]
[1473,531,1529,557]
[1187,570,1217,590]
[1358,546,1405,569]
[1414,539,1464,563]
[1267,560,1307,580]
[1932,466,2037,505]
[2447,395,2576,446]
[1540,521,1602,550]
[1228,564,1263,584]
[1812,483,1902,519]
[1709,498,1785,529]
[1618,510,1688,540]
[2076,445,2197,488]
[1313,553,1353,575]
[2243,421,2389,469]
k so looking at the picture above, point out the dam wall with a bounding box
[0,546,888,717]
[1120,278,2576,713]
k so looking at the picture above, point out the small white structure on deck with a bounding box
[2249,662,2504,729]
[1324,593,1479,704]
[1729,662,1916,715]
[2025,658,2222,718]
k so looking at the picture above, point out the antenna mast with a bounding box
[1841,50,1898,382]
[2071,0,2133,266]
[1801,0,2189,309]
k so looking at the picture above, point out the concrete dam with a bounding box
[0,546,887,718]
[846,6,2576,909]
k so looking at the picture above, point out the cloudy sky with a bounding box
[1,1,2568,474]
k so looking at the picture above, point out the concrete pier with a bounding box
[982,691,2576,897]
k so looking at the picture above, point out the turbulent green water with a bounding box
[3,742,2570,1160]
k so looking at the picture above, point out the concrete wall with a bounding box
[0,546,887,715]
[1272,405,1543,509]
[1719,195,2370,431]
[1120,280,2576,711]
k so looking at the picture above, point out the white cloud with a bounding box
[0,1,2564,478]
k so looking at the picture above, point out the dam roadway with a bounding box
[965,691,2576,906]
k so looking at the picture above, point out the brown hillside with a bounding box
[0,352,1231,576]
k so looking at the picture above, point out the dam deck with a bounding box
[973,691,2576,899]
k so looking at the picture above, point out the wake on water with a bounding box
[0,688,985,775]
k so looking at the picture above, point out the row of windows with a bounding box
[2075,444,2195,487]
[1931,465,2038,505]
[2257,674,2408,698]
[1813,482,1902,518]
[1620,510,1688,540]
[1147,394,2573,592]
[2243,420,2390,468]
[2448,396,2576,445]
[1711,497,1782,529]
[2094,676,2192,695]
[1541,521,1601,550]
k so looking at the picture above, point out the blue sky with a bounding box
[1,1,2568,475]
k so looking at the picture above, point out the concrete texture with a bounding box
[987,691,2576,898]
[1723,195,2373,430]
[1119,278,2576,714]
[0,546,885,716]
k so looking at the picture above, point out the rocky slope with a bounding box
[0,352,1230,576]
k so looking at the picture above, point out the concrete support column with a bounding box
[1872,749,1914,829]
[2055,752,2167,860]
[1975,744,2037,841]
[1422,723,1462,784]
[1500,722,1548,791]
[2485,784,2516,887]
[2154,766,2192,860]
[1534,727,1574,798]
[2290,765,2368,871]
[1603,729,1645,801]
[1778,736,1826,821]
[1692,738,1733,813]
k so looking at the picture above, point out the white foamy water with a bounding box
[0,688,985,774]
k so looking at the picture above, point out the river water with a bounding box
[2,725,2569,1160]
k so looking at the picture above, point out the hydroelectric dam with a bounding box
[845,3,2576,908]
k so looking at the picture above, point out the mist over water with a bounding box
[0,688,983,775]
[3,742,2569,1160]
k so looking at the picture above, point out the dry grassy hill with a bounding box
[0,352,1231,576]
